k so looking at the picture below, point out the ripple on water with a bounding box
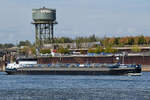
[0,72,150,100]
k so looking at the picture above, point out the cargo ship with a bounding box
[5,57,141,75]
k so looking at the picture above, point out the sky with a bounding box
[0,0,150,43]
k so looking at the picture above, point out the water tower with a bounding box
[32,7,57,53]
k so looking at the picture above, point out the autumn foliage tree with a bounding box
[101,35,150,46]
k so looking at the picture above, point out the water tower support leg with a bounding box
[51,23,54,43]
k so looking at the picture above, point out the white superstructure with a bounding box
[6,58,37,69]
[6,62,20,69]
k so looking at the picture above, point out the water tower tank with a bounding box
[32,7,56,22]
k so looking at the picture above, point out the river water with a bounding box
[0,72,150,100]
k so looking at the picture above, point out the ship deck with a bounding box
[17,67,136,71]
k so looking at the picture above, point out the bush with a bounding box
[40,49,51,54]
[131,45,141,53]
[104,46,117,53]
[57,47,70,54]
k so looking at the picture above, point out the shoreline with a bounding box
[142,65,150,72]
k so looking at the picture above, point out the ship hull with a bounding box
[5,67,141,75]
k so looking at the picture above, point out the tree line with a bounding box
[0,35,150,55]
[0,43,14,49]
[51,35,150,47]
[102,35,150,47]
[1,35,150,48]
